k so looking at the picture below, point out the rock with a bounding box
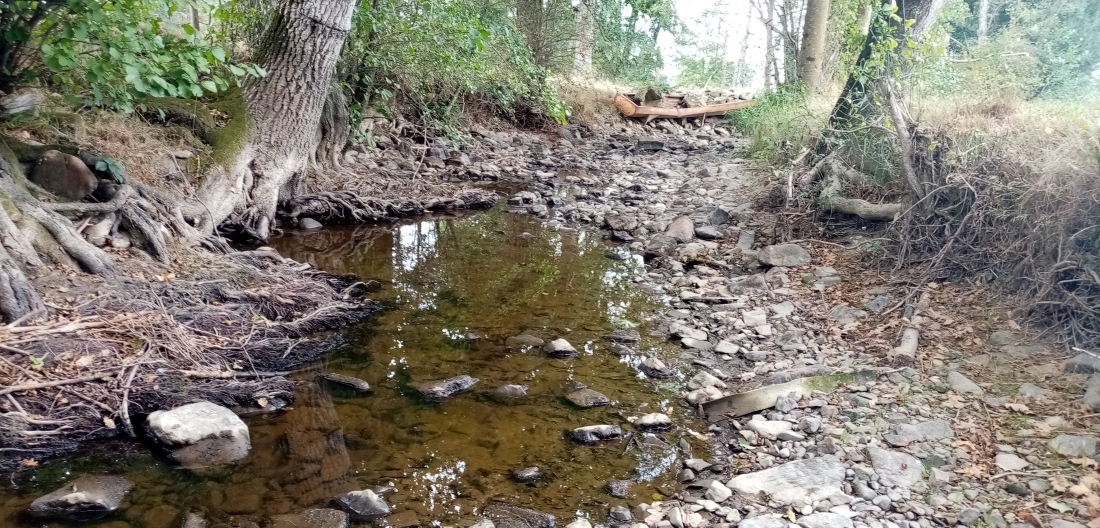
[1085,375,1100,410]
[1005,482,1030,496]
[666,216,695,243]
[685,458,712,472]
[775,395,797,413]
[746,420,793,440]
[571,425,622,444]
[336,489,391,519]
[678,468,695,482]
[27,476,132,521]
[606,214,639,232]
[864,296,890,314]
[757,244,811,267]
[688,371,727,391]
[415,375,479,400]
[726,456,846,504]
[893,419,954,444]
[957,508,982,526]
[607,329,641,344]
[545,338,578,358]
[386,510,420,528]
[947,371,984,395]
[827,304,867,325]
[506,334,544,347]
[640,357,674,379]
[492,385,528,399]
[605,480,631,498]
[319,373,371,391]
[514,467,541,482]
[994,453,1029,471]
[680,338,712,350]
[686,386,723,404]
[736,514,788,528]
[484,504,556,528]
[706,480,733,502]
[30,150,99,201]
[146,401,250,465]
[182,512,208,528]
[1049,521,1087,528]
[797,512,854,528]
[634,413,672,431]
[695,226,722,240]
[565,519,592,528]
[566,388,610,408]
[989,330,1016,346]
[1029,479,1051,493]
[1065,353,1100,373]
[742,309,768,327]
[610,506,632,522]
[668,507,684,528]
[299,218,323,230]
[271,509,348,528]
[1048,434,1098,457]
[867,447,922,488]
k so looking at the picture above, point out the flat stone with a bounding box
[769,302,796,317]
[757,244,811,267]
[745,420,793,440]
[726,456,846,504]
[640,357,674,379]
[1029,479,1051,492]
[989,330,1017,346]
[685,458,712,472]
[635,413,672,431]
[695,226,722,240]
[514,467,541,482]
[947,371,984,395]
[705,480,733,502]
[607,329,641,344]
[742,309,768,327]
[415,375,479,400]
[894,419,954,444]
[1049,434,1098,457]
[864,296,890,314]
[797,512,854,528]
[828,304,867,325]
[994,453,1029,471]
[319,373,371,391]
[610,506,632,522]
[737,515,788,528]
[385,510,420,528]
[688,371,727,390]
[959,508,982,526]
[566,388,610,408]
[336,489,391,519]
[1018,383,1045,400]
[867,447,922,488]
[680,337,712,350]
[545,338,578,358]
[271,509,348,528]
[1065,353,1100,373]
[28,476,132,521]
[571,425,622,444]
[1048,520,1087,528]
[506,334,545,347]
[492,385,528,399]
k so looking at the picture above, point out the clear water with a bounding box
[0,208,700,527]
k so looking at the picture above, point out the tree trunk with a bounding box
[197,0,357,242]
[573,1,594,74]
[857,0,873,36]
[977,0,989,42]
[797,0,830,90]
[902,0,949,41]
[762,0,777,91]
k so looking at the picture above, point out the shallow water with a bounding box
[0,208,701,527]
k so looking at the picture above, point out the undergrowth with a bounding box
[726,85,829,164]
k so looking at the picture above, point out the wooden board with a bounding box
[615,94,755,124]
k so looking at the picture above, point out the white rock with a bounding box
[746,420,793,440]
[706,480,733,502]
[565,519,592,528]
[147,401,249,447]
[726,456,846,504]
[994,453,1028,471]
[742,309,768,327]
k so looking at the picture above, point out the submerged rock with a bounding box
[492,384,528,399]
[639,357,674,379]
[335,489,391,519]
[505,334,545,347]
[566,388,610,408]
[484,503,556,528]
[319,373,371,391]
[513,467,541,482]
[544,338,578,358]
[415,375,479,400]
[606,328,641,344]
[28,476,132,521]
[605,480,631,498]
[271,508,348,528]
[571,425,622,444]
[146,401,251,466]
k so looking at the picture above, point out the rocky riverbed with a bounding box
[4,115,1099,528]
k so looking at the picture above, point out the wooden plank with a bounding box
[701,370,880,422]
[614,94,755,121]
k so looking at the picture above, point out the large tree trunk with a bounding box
[901,0,949,41]
[573,1,594,74]
[198,0,357,242]
[857,0,872,36]
[977,0,990,42]
[797,0,830,90]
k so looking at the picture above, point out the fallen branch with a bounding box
[180,370,291,379]
[890,291,930,367]
[0,372,116,396]
[819,162,906,221]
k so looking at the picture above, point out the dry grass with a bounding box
[552,76,626,128]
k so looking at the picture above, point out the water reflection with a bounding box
[0,209,695,527]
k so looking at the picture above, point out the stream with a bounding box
[0,207,706,527]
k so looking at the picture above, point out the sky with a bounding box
[656,0,773,92]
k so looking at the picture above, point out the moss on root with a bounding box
[140,97,218,143]
[207,90,250,168]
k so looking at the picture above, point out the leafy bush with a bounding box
[1,0,260,113]
[727,85,828,163]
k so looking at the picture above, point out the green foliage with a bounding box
[673,3,751,89]
[592,0,674,85]
[340,0,567,137]
[1,0,262,112]
[727,85,826,163]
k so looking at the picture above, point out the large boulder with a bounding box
[415,375,479,401]
[726,456,845,504]
[28,476,132,521]
[146,401,251,466]
[757,244,811,267]
[30,150,99,201]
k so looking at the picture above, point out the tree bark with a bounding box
[901,0,949,41]
[197,0,357,242]
[797,0,830,90]
[573,1,594,74]
[977,0,990,42]
[857,0,873,36]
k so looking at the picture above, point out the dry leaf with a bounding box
[74,355,93,367]
[1052,476,1073,492]
[256,397,269,408]
[20,459,38,467]
[103,416,116,429]
[1049,500,1074,513]
[1069,484,1092,497]
[944,394,967,409]
[1087,516,1100,528]
[1005,402,1032,413]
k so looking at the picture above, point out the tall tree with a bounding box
[197,0,357,241]
[797,0,830,89]
[976,0,990,41]
[574,1,595,73]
